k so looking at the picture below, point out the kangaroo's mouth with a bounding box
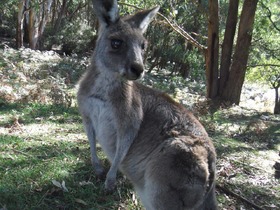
[120,68,145,81]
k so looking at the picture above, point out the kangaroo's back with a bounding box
[77,0,217,209]
[120,83,217,209]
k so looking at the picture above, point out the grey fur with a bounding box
[77,0,217,209]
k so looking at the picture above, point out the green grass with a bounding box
[0,103,142,210]
[0,103,80,125]
[0,101,279,210]
[207,107,280,209]
[0,47,279,209]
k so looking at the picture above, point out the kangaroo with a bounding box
[77,0,217,209]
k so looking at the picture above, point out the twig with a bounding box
[216,183,265,210]
[156,12,207,52]
[191,32,208,40]
[248,64,280,68]
[118,2,207,52]
[12,149,33,157]
[35,190,49,208]
[259,1,280,33]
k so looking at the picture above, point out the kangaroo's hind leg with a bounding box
[140,136,216,210]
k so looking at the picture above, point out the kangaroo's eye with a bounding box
[111,39,122,49]
[141,42,146,50]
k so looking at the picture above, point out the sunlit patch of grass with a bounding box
[201,102,280,209]
[0,102,142,210]
[0,103,80,125]
[212,129,280,209]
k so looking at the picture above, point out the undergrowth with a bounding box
[0,47,279,210]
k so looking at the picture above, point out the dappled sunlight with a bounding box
[215,140,279,209]
[240,83,275,113]
[0,101,139,209]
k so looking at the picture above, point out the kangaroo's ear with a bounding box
[92,0,119,27]
[126,6,160,33]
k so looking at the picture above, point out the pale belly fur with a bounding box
[87,97,117,162]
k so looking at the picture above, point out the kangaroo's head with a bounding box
[92,0,159,80]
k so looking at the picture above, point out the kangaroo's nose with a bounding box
[130,63,144,79]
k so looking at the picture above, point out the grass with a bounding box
[0,47,280,209]
[0,103,141,210]
[1,102,279,210]
[206,107,280,209]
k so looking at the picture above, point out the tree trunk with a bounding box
[272,78,280,114]
[206,0,219,99]
[28,6,37,49]
[38,0,53,48]
[26,0,53,49]
[53,0,67,33]
[221,0,258,104]
[274,87,280,114]
[16,0,26,48]
[51,0,57,26]
[219,0,239,95]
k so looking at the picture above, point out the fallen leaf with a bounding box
[61,180,69,192]
[52,180,68,192]
[79,181,94,186]
[52,180,62,188]
[35,188,43,192]
[75,198,88,206]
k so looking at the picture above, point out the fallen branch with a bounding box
[216,183,265,210]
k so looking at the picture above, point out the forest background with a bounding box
[0,0,279,209]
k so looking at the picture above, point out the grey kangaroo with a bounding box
[77,0,217,209]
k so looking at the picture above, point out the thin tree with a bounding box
[206,0,219,99]
[16,0,26,48]
[221,0,258,104]
[219,0,239,96]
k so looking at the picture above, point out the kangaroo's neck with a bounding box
[89,58,135,100]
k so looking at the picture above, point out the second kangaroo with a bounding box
[77,0,217,209]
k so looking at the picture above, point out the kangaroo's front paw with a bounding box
[95,166,105,178]
[104,176,116,192]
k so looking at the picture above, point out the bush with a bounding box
[44,18,97,55]
[0,47,88,107]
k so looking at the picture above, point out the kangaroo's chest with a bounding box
[81,70,120,161]
[90,96,117,161]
